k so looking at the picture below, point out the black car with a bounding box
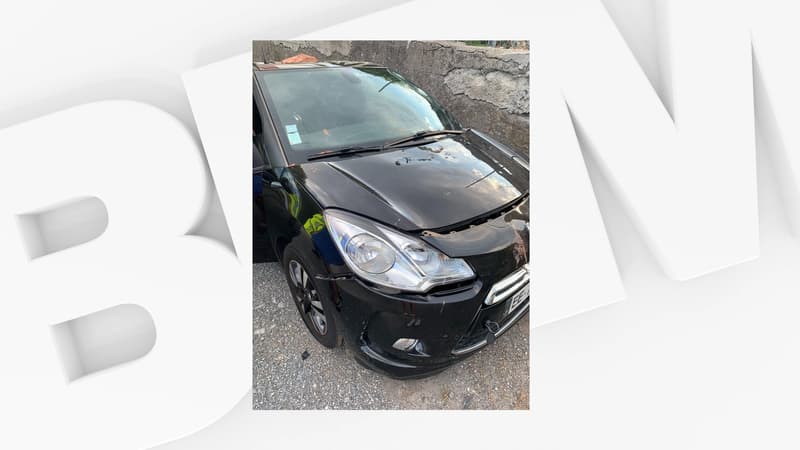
[253,60,529,378]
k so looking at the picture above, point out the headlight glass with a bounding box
[345,234,395,273]
[324,209,475,292]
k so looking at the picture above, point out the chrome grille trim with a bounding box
[451,301,529,356]
[485,265,530,305]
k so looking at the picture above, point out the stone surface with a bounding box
[253,40,530,154]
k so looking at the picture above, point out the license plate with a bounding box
[507,283,529,315]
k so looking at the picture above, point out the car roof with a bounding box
[253,60,385,71]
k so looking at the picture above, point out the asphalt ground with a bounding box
[252,262,530,410]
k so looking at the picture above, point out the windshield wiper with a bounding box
[307,145,383,161]
[306,129,468,162]
[383,129,468,148]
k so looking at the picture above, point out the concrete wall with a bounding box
[253,40,530,155]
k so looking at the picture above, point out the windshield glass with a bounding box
[256,67,460,160]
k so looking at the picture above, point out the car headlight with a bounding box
[323,209,475,292]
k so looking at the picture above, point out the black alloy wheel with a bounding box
[282,244,340,348]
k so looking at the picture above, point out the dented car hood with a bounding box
[290,131,529,231]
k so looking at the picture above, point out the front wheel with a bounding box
[282,244,341,348]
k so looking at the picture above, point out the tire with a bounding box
[282,243,341,348]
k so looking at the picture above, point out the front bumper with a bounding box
[331,264,530,379]
[321,194,530,378]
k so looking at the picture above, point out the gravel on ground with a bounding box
[252,262,529,410]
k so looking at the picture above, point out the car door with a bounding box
[253,87,302,263]
[253,94,280,262]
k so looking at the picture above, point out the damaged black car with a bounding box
[253,60,529,378]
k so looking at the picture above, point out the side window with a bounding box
[253,99,271,169]
[252,98,263,136]
[253,144,265,172]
